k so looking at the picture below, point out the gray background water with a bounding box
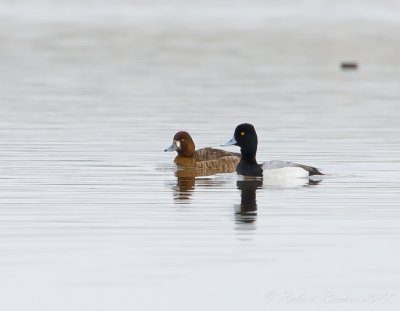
[0,0,399,310]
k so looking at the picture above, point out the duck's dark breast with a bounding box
[237,161,263,177]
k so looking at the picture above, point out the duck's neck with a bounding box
[240,146,258,164]
[178,141,195,157]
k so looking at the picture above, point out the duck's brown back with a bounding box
[194,148,241,161]
[194,148,240,173]
[195,156,240,173]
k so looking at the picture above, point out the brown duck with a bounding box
[164,131,240,174]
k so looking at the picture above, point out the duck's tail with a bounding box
[297,164,324,176]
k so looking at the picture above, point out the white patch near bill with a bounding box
[175,140,181,148]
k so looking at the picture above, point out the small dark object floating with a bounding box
[340,62,358,70]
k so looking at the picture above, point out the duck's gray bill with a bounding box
[164,142,178,152]
[221,137,237,146]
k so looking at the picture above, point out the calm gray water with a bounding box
[0,1,399,310]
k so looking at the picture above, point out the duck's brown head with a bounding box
[164,131,196,157]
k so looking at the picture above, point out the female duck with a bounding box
[222,123,323,177]
[165,131,241,173]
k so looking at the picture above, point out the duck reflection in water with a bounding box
[173,169,196,202]
[172,167,233,202]
[235,177,263,224]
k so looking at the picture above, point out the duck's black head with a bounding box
[223,123,262,176]
[232,123,258,161]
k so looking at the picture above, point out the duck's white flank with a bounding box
[261,161,310,178]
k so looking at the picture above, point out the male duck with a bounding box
[222,123,323,177]
[165,131,241,173]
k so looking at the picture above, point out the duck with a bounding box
[165,131,241,174]
[222,123,323,177]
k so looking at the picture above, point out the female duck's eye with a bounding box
[240,131,245,136]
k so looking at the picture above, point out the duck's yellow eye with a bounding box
[240,131,245,136]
